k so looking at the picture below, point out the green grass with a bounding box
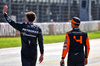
[0,31,100,48]
[88,31,100,39]
[0,37,21,48]
[43,35,65,44]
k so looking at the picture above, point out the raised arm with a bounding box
[3,5,23,31]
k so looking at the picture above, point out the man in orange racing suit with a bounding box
[60,17,90,66]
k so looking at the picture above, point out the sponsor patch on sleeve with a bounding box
[63,36,68,49]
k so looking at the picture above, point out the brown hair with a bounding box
[26,12,36,22]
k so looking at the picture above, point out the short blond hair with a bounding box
[26,12,36,22]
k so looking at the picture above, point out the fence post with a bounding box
[48,0,50,22]
[68,0,70,21]
[36,0,39,22]
[59,0,62,22]
[97,0,99,20]
[23,0,26,22]
[89,0,92,21]
[8,0,11,16]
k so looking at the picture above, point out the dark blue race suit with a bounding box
[4,13,44,66]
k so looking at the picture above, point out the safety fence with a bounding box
[0,21,100,37]
[0,0,100,22]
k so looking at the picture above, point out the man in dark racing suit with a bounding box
[3,5,44,66]
[60,17,90,66]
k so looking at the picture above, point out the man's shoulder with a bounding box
[66,30,87,35]
[80,30,87,34]
[66,30,73,34]
[32,24,41,29]
[31,24,42,32]
[20,22,26,25]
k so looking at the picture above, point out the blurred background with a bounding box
[0,0,100,66]
[0,0,100,23]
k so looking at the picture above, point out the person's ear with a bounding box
[26,17,28,20]
[26,17,29,23]
[26,17,29,21]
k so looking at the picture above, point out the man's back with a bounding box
[60,17,90,66]
[4,13,44,54]
[62,27,90,66]
[20,23,42,50]
[67,27,87,53]
[3,6,44,66]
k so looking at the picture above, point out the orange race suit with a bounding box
[62,27,90,66]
